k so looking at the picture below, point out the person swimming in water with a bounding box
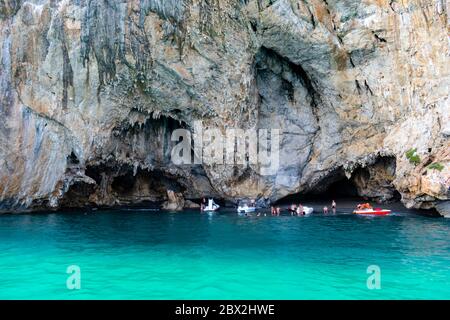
[200,197,207,212]
[323,206,329,214]
[331,200,336,214]
[271,206,276,216]
[297,204,304,216]
[290,204,297,216]
[276,207,281,216]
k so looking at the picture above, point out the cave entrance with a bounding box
[276,169,360,205]
[109,113,188,167]
[276,156,401,205]
[60,163,189,210]
[58,180,97,209]
[321,178,360,198]
[302,168,361,201]
[109,167,186,203]
[59,112,194,210]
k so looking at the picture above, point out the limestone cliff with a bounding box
[0,0,449,215]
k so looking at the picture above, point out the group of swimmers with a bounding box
[288,204,306,216]
[268,200,337,216]
[200,196,338,215]
[323,200,337,214]
[270,206,282,216]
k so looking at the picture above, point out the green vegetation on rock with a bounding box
[427,162,444,171]
[406,148,421,166]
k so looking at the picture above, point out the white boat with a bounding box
[303,206,314,215]
[237,204,257,214]
[203,199,220,212]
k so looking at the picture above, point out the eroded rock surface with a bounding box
[0,0,449,215]
[162,190,185,211]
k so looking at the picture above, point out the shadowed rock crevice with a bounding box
[61,163,189,209]
[327,156,397,202]
[59,179,97,209]
[81,0,127,85]
[276,173,358,204]
[66,151,80,166]
[351,156,398,202]
[0,0,22,19]
[106,114,187,167]
[140,0,188,23]
[257,46,320,109]
[55,15,74,110]
[279,156,399,203]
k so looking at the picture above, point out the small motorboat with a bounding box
[203,199,220,212]
[353,208,391,216]
[237,204,257,214]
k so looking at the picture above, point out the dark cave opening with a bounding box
[85,164,103,185]
[59,181,97,209]
[322,178,360,198]
[110,113,188,166]
[277,156,401,205]
[110,171,136,195]
[276,170,360,205]
[59,113,197,210]
[109,167,186,198]
[60,162,189,209]
[392,190,402,201]
[67,151,80,165]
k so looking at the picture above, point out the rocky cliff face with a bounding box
[0,0,449,215]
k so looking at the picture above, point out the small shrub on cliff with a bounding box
[427,162,444,171]
[406,148,421,166]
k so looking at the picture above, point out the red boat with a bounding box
[353,208,391,216]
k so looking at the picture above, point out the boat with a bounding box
[353,208,391,216]
[303,206,314,215]
[237,204,257,214]
[203,198,220,212]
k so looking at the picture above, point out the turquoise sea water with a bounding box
[0,205,449,300]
